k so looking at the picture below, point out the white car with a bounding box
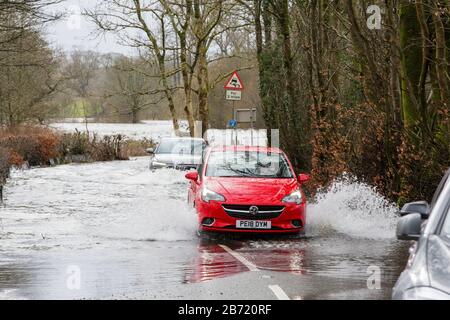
[147,137,207,171]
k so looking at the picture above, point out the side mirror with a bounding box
[398,201,430,219]
[298,174,310,184]
[397,213,423,241]
[185,171,199,182]
[146,148,155,154]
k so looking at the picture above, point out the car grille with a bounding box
[222,204,285,220]
[223,225,284,230]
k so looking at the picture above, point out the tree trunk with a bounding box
[131,106,139,124]
[197,43,209,136]
[179,33,196,137]
[193,0,210,136]
[432,0,450,106]
[399,0,422,129]
[254,0,272,144]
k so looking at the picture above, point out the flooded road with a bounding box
[0,158,409,300]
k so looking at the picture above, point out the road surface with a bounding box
[0,158,409,300]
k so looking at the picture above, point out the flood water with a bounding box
[0,157,410,300]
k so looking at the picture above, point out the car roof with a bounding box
[209,145,284,154]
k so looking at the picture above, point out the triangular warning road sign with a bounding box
[224,71,244,90]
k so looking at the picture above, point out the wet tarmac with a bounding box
[0,158,410,300]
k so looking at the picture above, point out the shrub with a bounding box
[57,130,90,158]
[8,150,24,167]
[0,125,155,167]
[90,134,128,161]
[0,126,60,166]
[121,138,154,157]
[35,133,59,161]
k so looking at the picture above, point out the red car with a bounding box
[185,146,310,234]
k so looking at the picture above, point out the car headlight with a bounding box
[282,190,302,204]
[403,287,450,300]
[201,187,226,203]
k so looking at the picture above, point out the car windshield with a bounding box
[156,139,205,155]
[205,150,294,178]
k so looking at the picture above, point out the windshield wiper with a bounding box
[224,165,256,177]
[228,166,279,178]
[256,161,272,168]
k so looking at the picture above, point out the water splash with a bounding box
[96,200,198,242]
[307,175,399,239]
[86,167,198,242]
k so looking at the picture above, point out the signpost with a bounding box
[228,119,237,129]
[235,109,257,146]
[235,109,257,123]
[224,71,245,146]
[225,90,242,101]
[224,71,244,96]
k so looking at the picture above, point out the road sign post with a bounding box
[226,90,242,101]
[224,71,245,145]
[224,71,245,91]
[235,108,257,146]
[225,71,244,102]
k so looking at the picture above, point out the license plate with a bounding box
[236,220,272,230]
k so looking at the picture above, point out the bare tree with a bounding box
[86,0,249,136]
[64,50,101,133]
[0,0,63,49]
[102,56,163,123]
[0,0,64,125]
[85,0,182,136]
[0,29,61,125]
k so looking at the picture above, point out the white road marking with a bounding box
[219,244,292,301]
[269,285,291,300]
[218,245,259,272]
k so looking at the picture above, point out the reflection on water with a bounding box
[185,235,408,288]
[185,242,249,283]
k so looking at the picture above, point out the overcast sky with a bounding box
[45,0,132,55]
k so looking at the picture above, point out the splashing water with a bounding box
[1,160,198,252]
[76,165,199,243]
[1,159,399,253]
[95,197,198,242]
[307,176,399,239]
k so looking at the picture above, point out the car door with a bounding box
[428,203,450,296]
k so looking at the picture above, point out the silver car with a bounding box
[393,168,450,300]
[147,137,207,171]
